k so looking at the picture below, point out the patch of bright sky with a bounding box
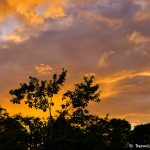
[134,0,146,9]
[0,16,19,42]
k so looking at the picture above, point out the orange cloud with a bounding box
[0,0,11,19]
[128,31,150,44]
[0,0,66,26]
[0,0,67,45]
[80,11,123,28]
[134,11,150,21]
[98,70,150,98]
[98,51,115,68]
[35,64,53,76]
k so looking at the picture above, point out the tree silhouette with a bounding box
[63,75,100,109]
[0,69,150,150]
[9,68,67,141]
[0,106,28,150]
[131,123,150,144]
[107,119,131,150]
[8,71,102,149]
[9,68,67,115]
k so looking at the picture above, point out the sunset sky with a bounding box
[0,0,150,125]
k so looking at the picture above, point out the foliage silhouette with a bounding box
[9,68,67,115]
[0,106,28,150]
[0,69,150,150]
[131,123,150,144]
[63,75,100,108]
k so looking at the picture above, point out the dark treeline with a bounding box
[0,69,150,150]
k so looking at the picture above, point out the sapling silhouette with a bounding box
[63,75,100,109]
[9,68,67,141]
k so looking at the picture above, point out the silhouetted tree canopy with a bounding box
[0,106,28,150]
[0,69,150,150]
[63,75,100,108]
[9,68,67,113]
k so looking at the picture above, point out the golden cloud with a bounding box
[134,11,150,21]
[0,0,66,26]
[35,64,53,76]
[2,31,25,43]
[128,31,150,44]
[0,0,67,44]
[99,70,150,98]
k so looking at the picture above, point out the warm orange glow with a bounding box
[1,0,150,125]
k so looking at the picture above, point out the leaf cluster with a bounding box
[9,69,67,112]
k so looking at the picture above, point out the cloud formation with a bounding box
[128,31,150,44]
[0,0,66,24]
[98,51,115,68]
[0,0,150,125]
[0,0,66,44]
[35,64,53,76]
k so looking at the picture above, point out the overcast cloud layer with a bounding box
[0,0,150,125]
